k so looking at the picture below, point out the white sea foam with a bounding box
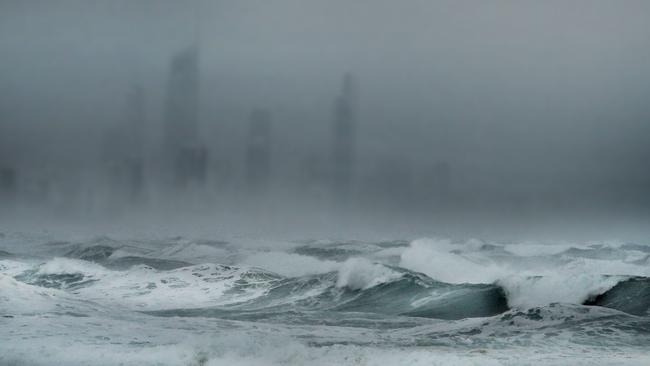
[0,259,34,277]
[4,234,650,365]
[36,257,108,276]
[3,321,650,366]
[0,273,77,314]
[336,258,400,290]
[399,238,508,284]
[19,259,279,310]
[400,238,650,308]
[498,274,624,308]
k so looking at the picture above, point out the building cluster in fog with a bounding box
[0,40,456,216]
[1,1,649,222]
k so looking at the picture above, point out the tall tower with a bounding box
[246,109,272,192]
[162,45,207,189]
[331,73,357,199]
[163,46,199,153]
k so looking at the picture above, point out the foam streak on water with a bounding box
[1,233,650,365]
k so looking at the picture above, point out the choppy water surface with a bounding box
[2,233,650,365]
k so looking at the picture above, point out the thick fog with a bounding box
[1,0,649,239]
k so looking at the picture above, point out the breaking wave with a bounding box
[3,235,650,365]
[4,249,650,321]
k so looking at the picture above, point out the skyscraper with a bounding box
[162,45,207,189]
[331,73,357,199]
[246,109,272,192]
[163,46,199,152]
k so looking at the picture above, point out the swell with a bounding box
[148,269,510,320]
[139,269,650,320]
[333,273,509,319]
[7,253,650,321]
[585,277,650,316]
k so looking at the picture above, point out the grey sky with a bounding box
[1,0,649,222]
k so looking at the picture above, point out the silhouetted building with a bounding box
[246,109,272,191]
[164,47,199,149]
[331,73,357,199]
[163,46,207,189]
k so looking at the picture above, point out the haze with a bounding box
[1,0,649,240]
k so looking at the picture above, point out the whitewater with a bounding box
[2,233,650,365]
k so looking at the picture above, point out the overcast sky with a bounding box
[1,0,649,215]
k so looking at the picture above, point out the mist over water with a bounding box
[1,1,650,365]
[1,0,649,240]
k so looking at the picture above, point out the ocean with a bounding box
[1,233,650,365]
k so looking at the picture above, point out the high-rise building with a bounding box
[162,45,207,189]
[331,73,357,199]
[163,46,199,152]
[246,109,272,192]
